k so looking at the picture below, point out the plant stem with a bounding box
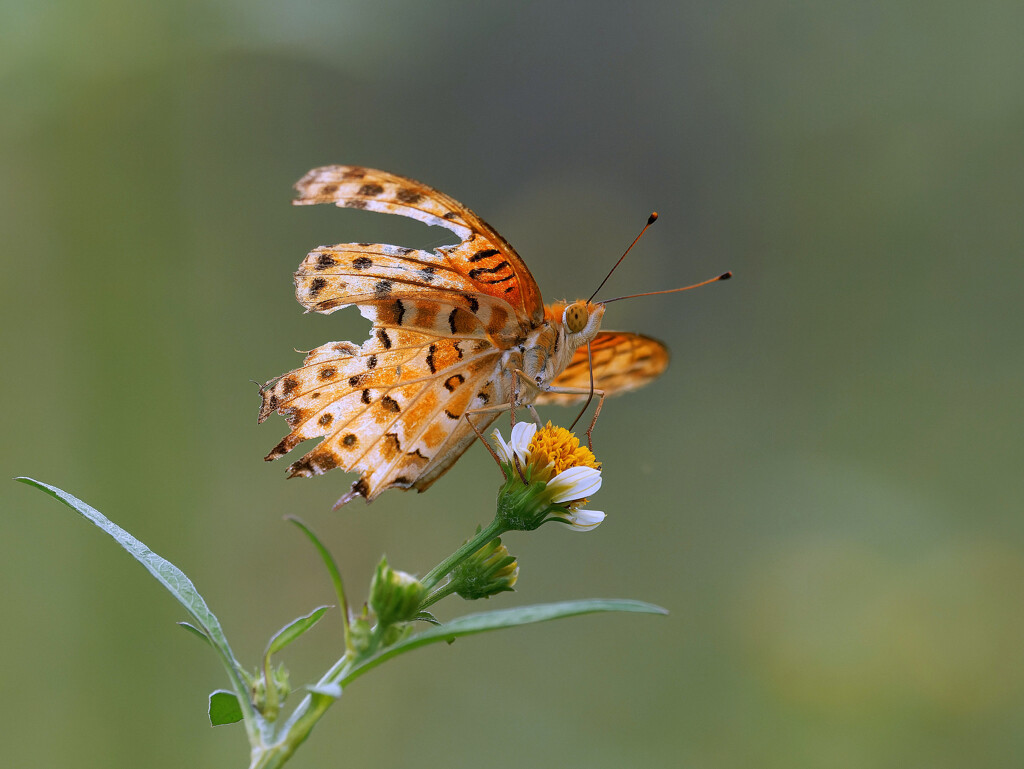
[420,581,458,610]
[251,517,512,766]
[420,519,506,590]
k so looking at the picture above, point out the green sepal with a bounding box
[208,690,244,726]
[495,476,561,531]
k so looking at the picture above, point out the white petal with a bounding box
[566,509,606,531]
[508,421,537,460]
[491,429,514,464]
[546,466,602,503]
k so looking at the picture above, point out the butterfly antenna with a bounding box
[599,271,732,304]
[587,212,659,303]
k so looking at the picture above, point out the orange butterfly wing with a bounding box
[293,165,544,331]
[260,166,545,505]
[533,331,670,405]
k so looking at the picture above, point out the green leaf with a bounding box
[343,599,666,685]
[17,478,255,728]
[178,621,211,646]
[286,517,350,634]
[209,690,244,726]
[266,606,330,658]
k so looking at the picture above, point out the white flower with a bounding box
[491,422,606,532]
[564,509,606,532]
[492,421,537,465]
[545,465,602,503]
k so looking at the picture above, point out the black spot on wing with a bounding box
[469,248,500,263]
[395,188,424,204]
[481,273,515,285]
[468,261,510,279]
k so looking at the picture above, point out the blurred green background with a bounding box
[3,1,1022,767]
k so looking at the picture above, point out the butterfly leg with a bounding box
[507,368,544,426]
[464,405,508,472]
[568,340,596,436]
[464,402,536,483]
[509,370,521,429]
[527,405,543,426]
[543,385,608,450]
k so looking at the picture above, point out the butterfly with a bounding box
[259,165,677,507]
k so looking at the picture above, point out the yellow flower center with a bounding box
[527,422,601,476]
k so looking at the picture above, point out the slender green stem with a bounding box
[421,519,506,590]
[420,581,458,610]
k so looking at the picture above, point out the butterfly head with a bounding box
[562,300,605,342]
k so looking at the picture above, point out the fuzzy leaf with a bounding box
[178,621,211,646]
[266,606,331,658]
[17,478,252,721]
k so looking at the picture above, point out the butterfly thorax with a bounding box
[521,301,606,393]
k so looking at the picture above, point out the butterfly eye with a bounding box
[564,302,589,334]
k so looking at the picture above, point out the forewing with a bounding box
[259,328,507,504]
[293,165,544,328]
[534,332,670,405]
[293,243,528,348]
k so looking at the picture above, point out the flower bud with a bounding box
[369,557,426,627]
[250,663,291,721]
[451,536,519,600]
